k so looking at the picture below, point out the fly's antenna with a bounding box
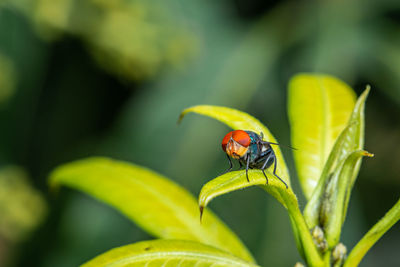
[263,141,298,150]
[259,132,297,150]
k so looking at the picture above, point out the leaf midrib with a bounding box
[318,77,331,172]
[107,251,255,267]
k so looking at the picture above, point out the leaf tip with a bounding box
[47,170,60,194]
[177,112,185,125]
[199,205,204,223]
[177,107,195,124]
[48,179,60,195]
[365,84,371,93]
[363,151,374,158]
[360,84,371,100]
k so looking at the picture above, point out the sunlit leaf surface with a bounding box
[198,170,323,267]
[82,239,258,267]
[288,74,356,199]
[49,157,254,262]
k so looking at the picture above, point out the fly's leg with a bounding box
[271,151,288,189]
[221,154,233,175]
[261,153,274,184]
[262,169,269,184]
[245,154,250,182]
[238,160,243,169]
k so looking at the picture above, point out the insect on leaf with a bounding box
[179,105,291,204]
[198,170,323,267]
[82,239,259,267]
[288,74,356,199]
[49,157,255,263]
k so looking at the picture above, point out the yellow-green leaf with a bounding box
[288,74,356,199]
[198,170,323,267]
[49,157,254,263]
[82,239,259,267]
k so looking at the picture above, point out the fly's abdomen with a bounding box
[251,150,274,169]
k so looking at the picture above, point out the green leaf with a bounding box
[304,88,371,248]
[344,198,400,267]
[198,170,323,267]
[82,239,259,267]
[288,74,356,199]
[49,157,254,263]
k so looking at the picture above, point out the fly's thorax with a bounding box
[245,131,261,143]
[247,143,260,158]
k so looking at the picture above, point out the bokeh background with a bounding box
[0,0,399,266]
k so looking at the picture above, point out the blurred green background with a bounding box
[0,0,399,266]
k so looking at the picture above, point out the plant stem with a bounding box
[280,192,324,266]
[323,251,331,267]
[344,198,400,267]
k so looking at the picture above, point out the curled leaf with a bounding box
[198,170,323,266]
[179,105,290,187]
[49,157,254,262]
[320,150,373,247]
[82,239,259,267]
[288,74,356,199]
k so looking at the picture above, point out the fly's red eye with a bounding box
[221,131,234,152]
[232,130,251,147]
